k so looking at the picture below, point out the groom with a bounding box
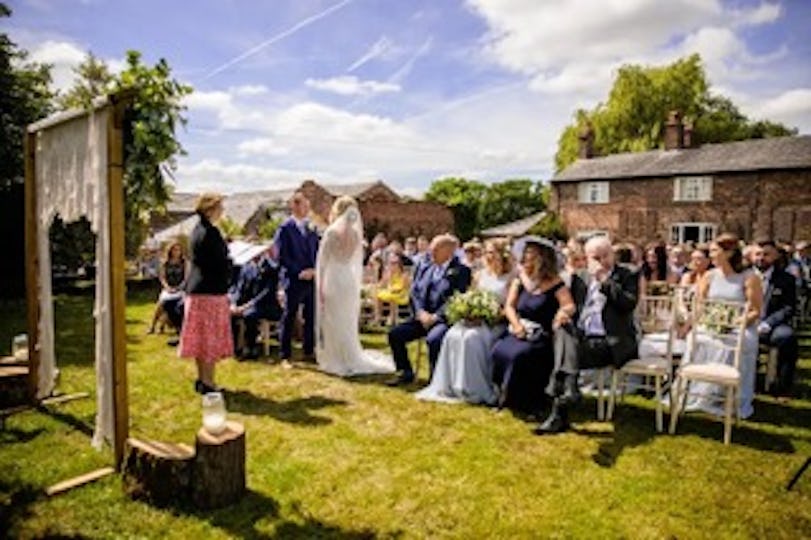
[275,190,320,365]
[387,234,471,386]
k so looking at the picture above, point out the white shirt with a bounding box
[432,260,451,282]
[579,278,607,337]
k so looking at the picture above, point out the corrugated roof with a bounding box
[480,211,547,237]
[552,135,811,182]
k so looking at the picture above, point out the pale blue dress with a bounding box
[681,268,758,418]
[415,269,512,405]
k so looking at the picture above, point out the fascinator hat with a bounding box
[511,235,564,271]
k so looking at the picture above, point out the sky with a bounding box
[6,0,811,197]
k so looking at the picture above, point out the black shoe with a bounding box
[195,379,223,394]
[533,401,569,435]
[386,372,414,387]
[167,337,180,347]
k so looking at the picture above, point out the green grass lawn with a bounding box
[1,289,810,539]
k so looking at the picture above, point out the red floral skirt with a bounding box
[179,294,233,363]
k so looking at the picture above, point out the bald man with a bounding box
[387,234,471,386]
[536,235,639,434]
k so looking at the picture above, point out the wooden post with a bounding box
[24,130,40,404]
[108,97,129,469]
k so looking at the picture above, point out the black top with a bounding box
[164,260,186,288]
[185,214,231,295]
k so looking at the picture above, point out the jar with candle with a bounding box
[12,334,28,362]
[202,392,227,435]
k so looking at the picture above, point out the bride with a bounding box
[315,196,395,376]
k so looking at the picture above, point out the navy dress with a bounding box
[492,281,562,412]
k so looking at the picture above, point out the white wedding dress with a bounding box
[315,206,395,376]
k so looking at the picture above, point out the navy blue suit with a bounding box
[275,217,320,359]
[388,256,471,377]
[230,257,282,354]
[759,268,798,394]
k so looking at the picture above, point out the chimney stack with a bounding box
[664,110,684,150]
[578,122,595,159]
[682,119,694,148]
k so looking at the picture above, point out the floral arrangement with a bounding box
[697,302,741,335]
[445,289,502,326]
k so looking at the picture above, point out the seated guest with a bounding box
[669,245,689,281]
[491,238,575,413]
[753,240,798,398]
[536,235,639,434]
[230,246,282,359]
[462,240,483,272]
[640,242,676,293]
[416,238,515,404]
[375,252,412,325]
[387,234,471,386]
[148,241,189,334]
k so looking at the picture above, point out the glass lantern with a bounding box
[202,392,227,435]
[12,334,28,362]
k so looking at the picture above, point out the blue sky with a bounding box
[7,0,811,196]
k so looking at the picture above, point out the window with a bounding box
[576,230,609,241]
[674,176,712,202]
[670,223,716,244]
[578,181,609,204]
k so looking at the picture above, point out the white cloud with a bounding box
[175,158,317,193]
[748,88,811,133]
[237,137,290,157]
[25,39,125,93]
[28,40,86,92]
[231,84,269,96]
[732,2,781,26]
[467,0,786,95]
[305,75,401,96]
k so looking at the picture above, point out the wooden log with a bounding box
[191,421,246,509]
[122,438,195,507]
[46,467,115,497]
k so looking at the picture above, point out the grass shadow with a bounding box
[173,489,387,539]
[38,406,95,438]
[0,474,43,537]
[226,390,347,427]
[0,426,45,445]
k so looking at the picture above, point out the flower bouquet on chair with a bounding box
[445,290,502,327]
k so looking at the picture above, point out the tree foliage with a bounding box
[424,177,487,240]
[258,215,283,241]
[0,3,54,187]
[555,54,797,172]
[59,50,192,256]
[425,177,550,240]
[218,216,243,239]
[477,179,545,230]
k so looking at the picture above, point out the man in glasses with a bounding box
[274,191,320,366]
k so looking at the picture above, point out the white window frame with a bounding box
[576,230,609,241]
[670,222,717,244]
[674,176,713,202]
[578,181,609,204]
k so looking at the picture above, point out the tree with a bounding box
[424,177,486,240]
[0,3,54,187]
[0,3,53,297]
[218,216,243,239]
[59,50,192,256]
[477,179,545,230]
[257,215,283,241]
[555,54,797,171]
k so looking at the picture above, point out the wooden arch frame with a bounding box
[24,93,131,467]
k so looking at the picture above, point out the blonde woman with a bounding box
[315,196,395,376]
[416,238,515,404]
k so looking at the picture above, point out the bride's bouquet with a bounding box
[445,289,502,326]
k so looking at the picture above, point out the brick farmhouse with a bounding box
[156,179,454,241]
[549,114,811,244]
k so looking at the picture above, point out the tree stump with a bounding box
[122,438,195,507]
[191,421,246,509]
